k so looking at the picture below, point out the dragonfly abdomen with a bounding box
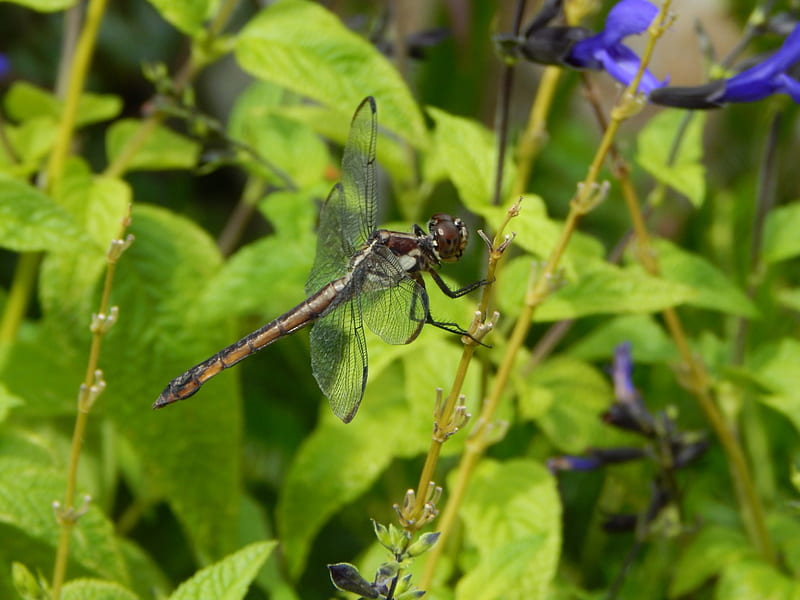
[152,278,347,408]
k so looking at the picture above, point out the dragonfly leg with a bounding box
[425,313,491,348]
[427,269,490,299]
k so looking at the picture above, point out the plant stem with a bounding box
[52,215,132,600]
[420,3,674,586]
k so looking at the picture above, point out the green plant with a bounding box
[1,1,800,599]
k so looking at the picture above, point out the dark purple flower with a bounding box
[0,54,10,80]
[651,23,800,108]
[547,455,603,472]
[566,0,667,94]
[495,0,666,93]
[716,23,800,102]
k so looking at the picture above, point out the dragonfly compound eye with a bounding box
[429,213,468,262]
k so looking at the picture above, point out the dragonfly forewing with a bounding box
[340,96,377,250]
[306,183,352,294]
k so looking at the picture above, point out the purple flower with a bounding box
[651,23,800,108]
[0,54,10,80]
[495,0,666,94]
[566,0,667,94]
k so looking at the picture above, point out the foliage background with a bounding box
[1,0,799,599]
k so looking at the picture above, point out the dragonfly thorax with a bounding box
[428,213,468,263]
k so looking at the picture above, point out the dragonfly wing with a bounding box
[310,296,368,423]
[360,245,428,345]
[341,97,377,248]
[306,98,377,295]
[306,183,351,294]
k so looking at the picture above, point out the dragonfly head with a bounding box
[428,213,468,263]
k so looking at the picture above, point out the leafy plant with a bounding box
[1,0,799,599]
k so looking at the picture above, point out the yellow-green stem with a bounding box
[619,176,775,561]
[45,0,110,190]
[0,253,41,348]
[420,3,674,587]
[52,220,130,600]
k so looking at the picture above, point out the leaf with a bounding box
[497,257,695,322]
[193,190,317,324]
[106,119,200,172]
[669,525,755,596]
[1,116,58,176]
[278,365,418,577]
[567,315,678,364]
[169,541,276,600]
[40,159,131,323]
[61,579,140,600]
[455,459,561,600]
[653,238,759,317]
[228,82,329,188]
[747,338,800,434]
[716,559,800,600]
[0,175,87,252]
[4,81,121,127]
[427,107,510,211]
[0,0,76,11]
[235,0,425,143]
[0,382,25,423]
[518,357,619,454]
[0,458,129,583]
[763,202,800,265]
[145,0,217,37]
[636,110,706,207]
[101,204,242,557]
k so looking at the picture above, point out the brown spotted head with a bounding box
[428,213,468,263]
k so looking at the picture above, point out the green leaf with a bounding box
[235,0,425,143]
[455,459,561,600]
[0,175,87,252]
[4,81,121,127]
[518,357,618,453]
[145,0,217,37]
[567,315,678,364]
[0,0,76,11]
[716,559,800,600]
[1,116,58,177]
[194,190,316,324]
[169,541,277,600]
[0,382,25,423]
[278,421,398,577]
[102,204,242,557]
[106,119,200,172]
[38,160,131,343]
[497,257,695,322]
[636,110,706,207]
[748,338,800,434]
[61,579,140,600]
[427,107,510,211]
[669,525,756,597]
[763,202,800,265]
[0,458,129,583]
[228,83,329,188]
[278,363,424,577]
[653,238,759,317]
[778,286,800,312]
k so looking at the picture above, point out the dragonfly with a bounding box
[154,97,484,423]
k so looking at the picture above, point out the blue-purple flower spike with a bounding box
[566,0,666,94]
[714,23,800,103]
[0,54,10,80]
[612,341,637,404]
[651,22,800,108]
